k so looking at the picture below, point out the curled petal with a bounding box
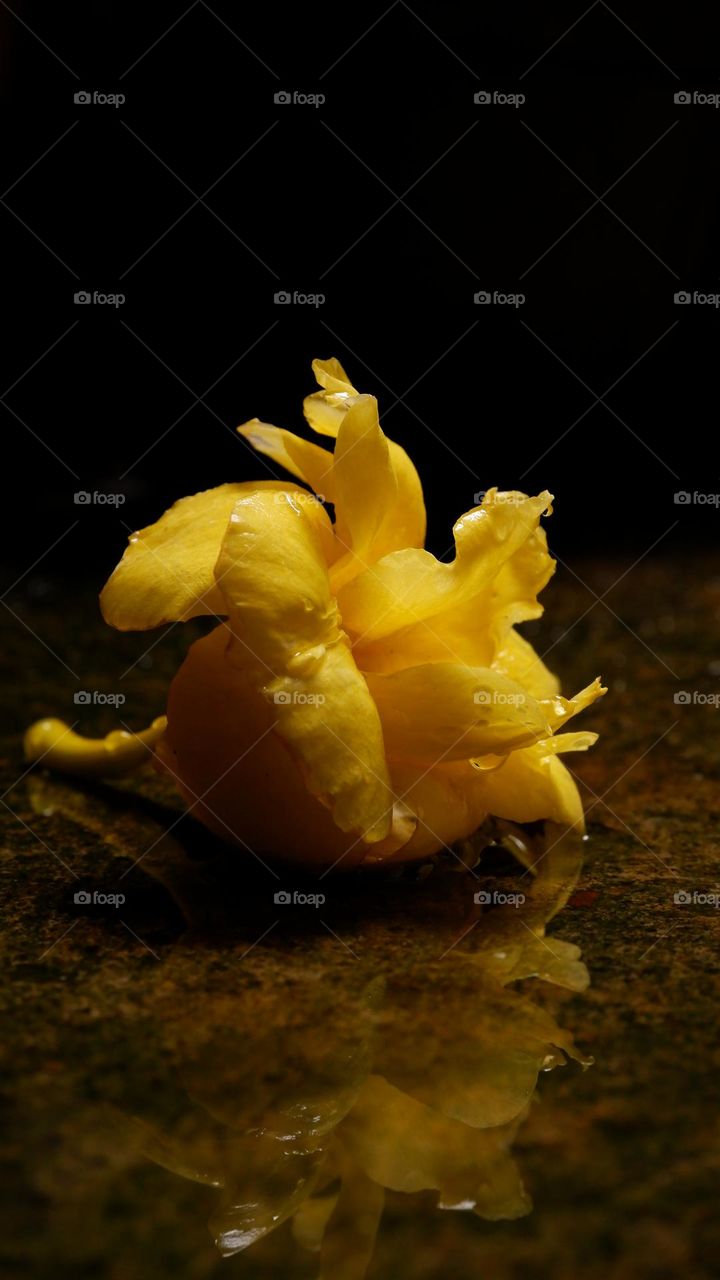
[539,678,607,731]
[214,490,395,843]
[303,357,358,437]
[160,626,373,867]
[341,491,553,649]
[101,481,303,631]
[237,420,337,508]
[471,738,592,831]
[304,361,426,560]
[487,508,555,630]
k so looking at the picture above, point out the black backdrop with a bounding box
[2,1,719,581]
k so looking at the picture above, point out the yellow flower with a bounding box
[24,357,605,870]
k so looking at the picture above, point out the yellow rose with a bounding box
[25,357,605,870]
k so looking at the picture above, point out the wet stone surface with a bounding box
[1,558,719,1279]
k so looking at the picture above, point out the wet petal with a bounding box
[214,490,394,843]
[490,628,560,699]
[341,491,553,649]
[328,395,397,589]
[363,758,489,863]
[303,357,358,437]
[160,625,376,869]
[237,420,337,507]
[365,663,551,761]
[539,677,607,731]
[304,360,426,562]
[100,481,302,631]
[472,738,591,830]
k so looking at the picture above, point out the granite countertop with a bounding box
[2,557,719,1279]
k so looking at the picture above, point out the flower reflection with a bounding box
[95,821,592,1276]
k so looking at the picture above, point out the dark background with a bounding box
[2,1,719,585]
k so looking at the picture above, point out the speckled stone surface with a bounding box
[2,559,719,1280]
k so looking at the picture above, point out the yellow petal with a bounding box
[328,395,397,590]
[160,625,367,868]
[333,439,426,572]
[100,480,304,631]
[472,739,589,831]
[304,359,426,562]
[540,730,598,754]
[237,420,337,507]
[344,1075,527,1211]
[491,628,560,699]
[342,491,553,650]
[214,490,394,843]
[383,438,426,548]
[303,357,358,437]
[487,503,555,629]
[539,677,607,731]
[312,356,355,394]
[161,624,412,866]
[365,663,551,761]
[365,758,489,863]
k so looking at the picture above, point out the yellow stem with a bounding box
[23,716,167,779]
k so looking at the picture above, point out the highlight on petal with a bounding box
[343,1074,529,1215]
[365,758,490,863]
[471,735,595,832]
[100,480,304,632]
[304,359,426,559]
[341,491,553,650]
[485,495,556,632]
[539,677,607,732]
[214,489,395,843]
[303,357,358,437]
